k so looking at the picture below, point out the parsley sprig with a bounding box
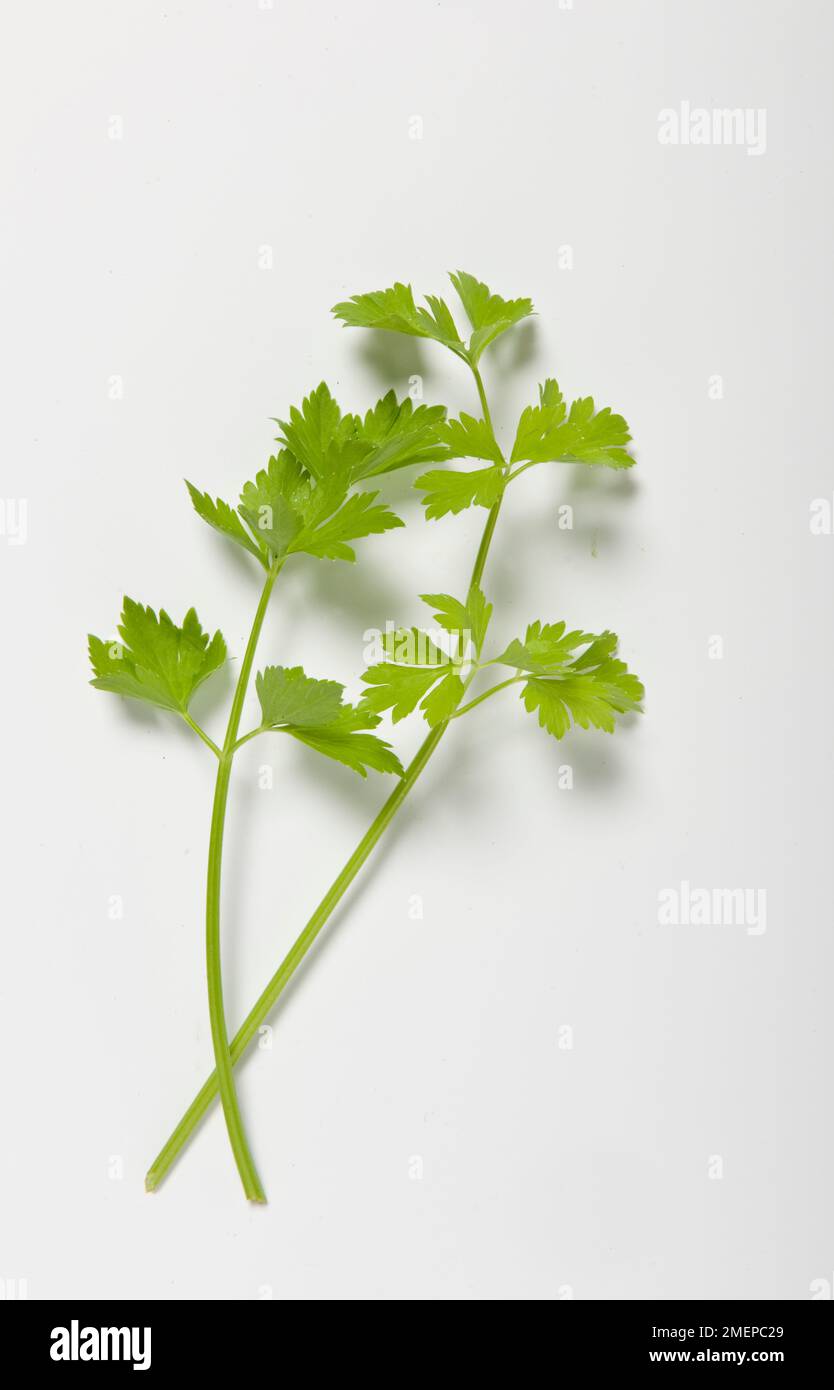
[137,271,644,1198]
[90,383,440,1200]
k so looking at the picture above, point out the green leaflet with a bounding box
[436,413,503,465]
[360,624,466,728]
[288,490,404,563]
[333,271,533,367]
[449,270,534,363]
[420,592,468,636]
[237,453,309,558]
[379,626,449,667]
[186,483,266,566]
[413,407,507,520]
[89,600,226,714]
[511,380,567,464]
[460,585,493,655]
[332,282,466,356]
[511,380,635,470]
[420,671,466,725]
[414,463,505,520]
[495,620,601,676]
[539,379,564,410]
[255,665,403,777]
[255,666,345,728]
[351,392,449,479]
[277,382,449,482]
[361,662,446,724]
[521,669,643,739]
[276,382,358,482]
[496,622,643,739]
[287,727,403,778]
[420,584,493,658]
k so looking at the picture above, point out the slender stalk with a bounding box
[182,713,221,758]
[505,459,538,484]
[467,360,507,587]
[147,720,447,1191]
[472,362,495,437]
[204,561,281,1202]
[448,674,525,721]
[146,364,508,1193]
[232,726,265,753]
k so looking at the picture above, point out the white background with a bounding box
[2,0,832,1300]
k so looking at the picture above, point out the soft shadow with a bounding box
[276,551,417,647]
[566,468,641,503]
[496,464,643,573]
[120,699,164,738]
[189,662,237,729]
[223,744,457,1041]
[489,318,538,383]
[563,732,629,797]
[356,333,434,392]
[105,654,234,755]
[218,737,411,1010]
[205,532,266,593]
[222,705,640,1065]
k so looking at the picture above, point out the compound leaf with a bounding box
[511,383,635,470]
[495,622,644,740]
[361,616,469,727]
[89,600,226,714]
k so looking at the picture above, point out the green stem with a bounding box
[147,720,447,1191]
[181,713,221,758]
[146,368,506,1194]
[505,459,537,484]
[467,360,507,588]
[232,726,265,753]
[448,674,526,721]
[205,561,281,1202]
[472,362,496,439]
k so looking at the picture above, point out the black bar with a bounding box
[0,1299,830,1373]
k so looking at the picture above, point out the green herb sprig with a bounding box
[121,270,645,1199]
[90,384,450,1201]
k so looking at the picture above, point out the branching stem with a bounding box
[448,674,526,720]
[146,365,509,1193]
[232,726,265,753]
[181,713,222,758]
